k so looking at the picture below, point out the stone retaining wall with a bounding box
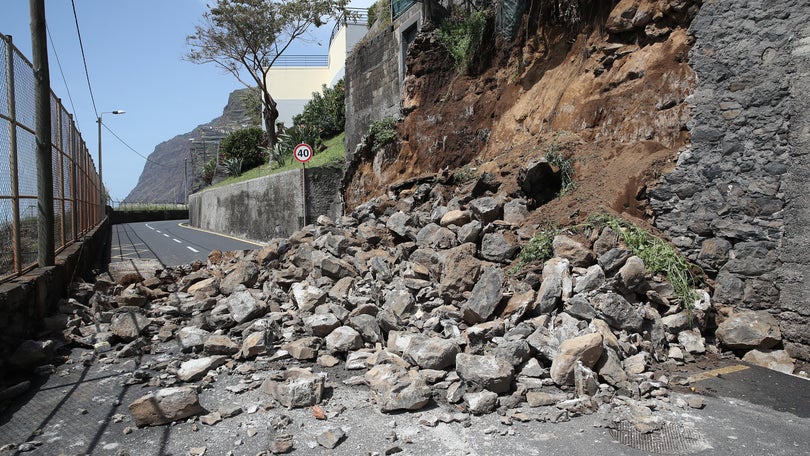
[651,0,810,360]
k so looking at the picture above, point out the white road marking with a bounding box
[163,234,170,238]
[145,224,154,230]
[173,238,182,243]
[187,246,199,253]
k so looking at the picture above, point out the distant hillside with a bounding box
[123,88,258,204]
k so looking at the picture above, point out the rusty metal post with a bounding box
[4,34,23,275]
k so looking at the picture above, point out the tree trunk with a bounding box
[263,90,279,146]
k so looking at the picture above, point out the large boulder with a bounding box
[365,363,432,412]
[129,387,204,427]
[455,353,514,393]
[716,310,781,350]
[461,267,504,324]
[550,333,604,386]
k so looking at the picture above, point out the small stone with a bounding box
[128,387,204,427]
[317,427,346,449]
[269,434,294,454]
[464,391,499,415]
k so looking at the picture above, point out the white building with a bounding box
[266,10,369,128]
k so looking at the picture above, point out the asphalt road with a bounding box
[109,219,262,267]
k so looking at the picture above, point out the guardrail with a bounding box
[0,33,104,282]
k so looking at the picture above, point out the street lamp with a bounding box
[97,110,125,205]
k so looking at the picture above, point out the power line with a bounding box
[46,24,81,130]
[102,122,169,168]
[70,0,98,118]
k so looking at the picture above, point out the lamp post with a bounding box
[97,110,125,205]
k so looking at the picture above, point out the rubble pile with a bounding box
[2,174,800,451]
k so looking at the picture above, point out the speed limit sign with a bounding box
[294,143,313,163]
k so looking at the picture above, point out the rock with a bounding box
[317,427,346,449]
[677,329,706,354]
[526,391,566,407]
[110,310,150,341]
[226,290,264,323]
[346,350,373,370]
[598,248,631,275]
[441,209,471,228]
[742,349,795,374]
[716,310,782,349]
[518,159,560,205]
[239,331,269,359]
[291,282,327,312]
[574,362,599,397]
[319,255,358,280]
[462,267,504,324]
[385,288,415,317]
[503,199,528,225]
[203,335,239,355]
[261,368,325,408]
[269,434,294,454]
[219,261,259,295]
[457,221,483,244]
[550,333,604,386]
[406,336,460,370]
[480,233,519,263]
[177,356,227,382]
[325,326,364,352]
[9,340,55,370]
[365,363,432,412]
[662,311,692,333]
[469,197,503,224]
[535,258,571,314]
[592,293,643,332]
[552,235,595,267]
[200,411,222,425]
[387,211,413,239]
[349,314,383,344]
[618,256,647,292]
[282,337,322,360]
[128,387,204,427]
[455,353,515,393]
[573,265,605,294]
[440,247,482,296]
[491,340,532,366]
[595,347,628,387]
[501,289,535,323]
[565,295,596,321]
[177,326,211,353]
[464,391,499,415]
[623,352,649,375]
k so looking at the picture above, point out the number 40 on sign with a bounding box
[294,143,313,163]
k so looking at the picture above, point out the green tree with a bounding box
[185,0,349,146]
[220,127,267,170]
[292,79,345,138]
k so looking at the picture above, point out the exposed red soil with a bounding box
[343,0,698,233]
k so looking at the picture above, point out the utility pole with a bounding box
[30,0,54,267]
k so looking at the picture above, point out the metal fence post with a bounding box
[4,34,23,275]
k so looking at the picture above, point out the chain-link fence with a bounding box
[0,33,103,281]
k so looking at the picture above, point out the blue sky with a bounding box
[1,0,369,202]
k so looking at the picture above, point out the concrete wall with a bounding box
[188,165,344,242]
[651,0,810,360]
[110,208,189,225]
[0,219,109,377]
[345,6,421,162]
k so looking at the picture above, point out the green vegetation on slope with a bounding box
[209,132,345,189]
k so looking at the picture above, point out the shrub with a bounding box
[223,157,243,176]
[292,79,345,138]
[369,116,398,150]
[367,0,391,28]
[545,145,575,196]
[436,10,489,73]
[220,127,267,170]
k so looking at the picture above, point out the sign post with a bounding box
[294,143,313,228]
